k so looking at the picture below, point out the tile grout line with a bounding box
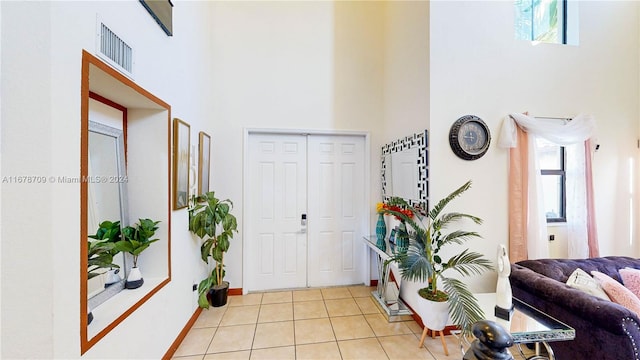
[251,300,264,357]
[324,297,343,360]
[178,286,443,359]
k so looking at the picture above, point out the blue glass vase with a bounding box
[396,221,409,254]
[375,213,387,251]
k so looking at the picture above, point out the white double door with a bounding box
[246,133,366,292]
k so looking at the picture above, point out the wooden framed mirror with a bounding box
[80,50,172,354]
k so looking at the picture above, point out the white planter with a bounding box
[125,267,144,289]
[104,268,121,287]
[418,297,449,331]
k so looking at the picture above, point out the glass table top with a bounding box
[474,293,575,343]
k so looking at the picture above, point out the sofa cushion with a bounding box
[592,270,640,315]
[566,268,610,300]
[620,267,640,298]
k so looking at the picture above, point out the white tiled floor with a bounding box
[172,285,460,360]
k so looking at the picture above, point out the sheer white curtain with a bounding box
[499,113,597,259]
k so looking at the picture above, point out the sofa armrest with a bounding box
[510,264,640,336]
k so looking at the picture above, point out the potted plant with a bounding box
[88,220,123,287]
[188,191,238,308]
[382,180,493,336]
[87,220,123,325]
[114,218,161,289]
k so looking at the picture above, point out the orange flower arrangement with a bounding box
[376,201,413,219]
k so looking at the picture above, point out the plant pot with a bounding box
[418,296,449,331]
[88,307,94,325]
[125,267,144,289]
[104,268,121,288]
[206,281,229,307]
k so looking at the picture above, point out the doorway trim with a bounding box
[242,128,371,294]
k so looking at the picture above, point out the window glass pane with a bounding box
[542,174,563,219]
[515,0,565,44]
[533,0,559,42]
[514,0,534,41]
[536,138,562,170]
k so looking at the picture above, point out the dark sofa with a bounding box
[510,256,640,360]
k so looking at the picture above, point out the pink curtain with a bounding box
[585,139,600,257]
[505,121,599,261]
[509,126,528,263]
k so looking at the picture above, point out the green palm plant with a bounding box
[383,180,493,335]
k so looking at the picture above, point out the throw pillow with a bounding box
[565,268,610,300]
[592,271,640,315]
[620,267,640,299]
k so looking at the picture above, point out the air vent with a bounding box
[96,20,134,78]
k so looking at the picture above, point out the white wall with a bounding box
[1,1,216,358]
[427,0,639,286]
[382,1,430,141]
[389,0,640,321]
[2,1,390,358]
[208,1,387,289]
[1,2,54,358]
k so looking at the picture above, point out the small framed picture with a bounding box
[173,118,190,209]
[198,132,211,195]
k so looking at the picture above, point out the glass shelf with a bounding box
[363,235,413,322]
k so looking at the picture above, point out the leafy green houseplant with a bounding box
[114,218,160,289]
[87,220,125,325]
[382,180,493,335]
[88,220,122,285]
[188,191,238,308]
[87,239,118,280]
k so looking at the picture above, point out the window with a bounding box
[537,138,566,222]
[514,0,578,45]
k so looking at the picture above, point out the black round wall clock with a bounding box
[449,115,491,160]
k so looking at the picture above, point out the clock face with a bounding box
[449,115,491,160]
[457,121,488,155]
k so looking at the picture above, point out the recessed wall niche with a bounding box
[80,50,172,354]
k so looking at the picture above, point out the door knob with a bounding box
[301,214,307,233]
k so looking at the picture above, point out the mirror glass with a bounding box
[389,147,419,201]
[381,130,428,213]
[87,121,128,305]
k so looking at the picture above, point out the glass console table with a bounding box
[362,235,413,322]
[455,293,575,360]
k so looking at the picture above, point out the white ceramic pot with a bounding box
[125,267,144,289]
[104,268,121,287]
[418,297,449,331]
